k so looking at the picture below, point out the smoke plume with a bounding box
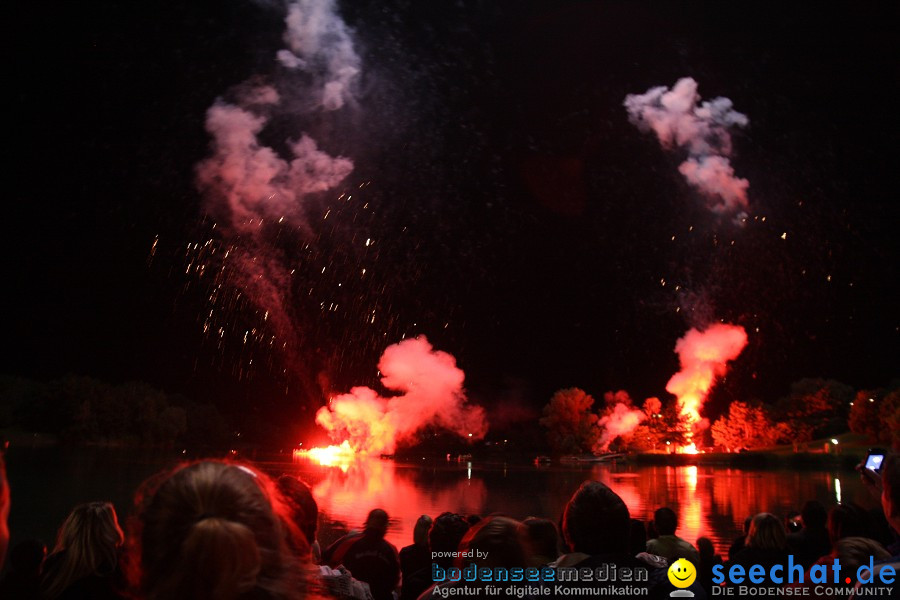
[315,336,488,454]
[277,0,360,110]
[194,0,359,393]
[624,77,749,220]
[665,323,748,425]
[595,391,645,452]
[196,102,354,231]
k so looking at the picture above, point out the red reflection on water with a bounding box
[297,456,486,549]
[288,457,873,557]
[591,465,857,555]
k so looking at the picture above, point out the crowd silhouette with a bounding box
[0,452,897,599]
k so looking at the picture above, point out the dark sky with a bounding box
[8,0,899,431]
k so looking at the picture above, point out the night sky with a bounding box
[8,1,899,435]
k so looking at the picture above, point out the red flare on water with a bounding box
[293,441,356,471]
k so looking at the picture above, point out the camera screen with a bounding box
[866,454,885,471]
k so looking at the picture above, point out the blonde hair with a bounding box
[129,460,306,600]
[41,501,124,598]
[746,512,787,551]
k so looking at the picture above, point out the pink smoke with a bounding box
[679,156,749,217]
[624,77,750,220]
[196,103,353,232]
[194,0,359,392]
[315,336,488,454]
[595,398,645,452]
[665,323,748,425]
[197,0,358,232]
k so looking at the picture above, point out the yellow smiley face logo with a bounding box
[667,558,697,588]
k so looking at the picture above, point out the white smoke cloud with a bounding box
[316,336,488,454]
[595,400,645,452]
[624,77,750,221]
[278,0,360,110]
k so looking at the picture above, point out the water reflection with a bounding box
[286,456,487,548]
[5,448,876,560]
[283,457,876,554]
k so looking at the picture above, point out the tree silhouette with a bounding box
[540,387,599,454]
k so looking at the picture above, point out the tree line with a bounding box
[0,375,232,447]
[539,378,900,454]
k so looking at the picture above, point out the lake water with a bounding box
[4,447,877,559]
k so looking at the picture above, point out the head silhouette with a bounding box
[130,461,304,600]
[41,501,124,598]
[562,481,630,555]
[746,513,787,551]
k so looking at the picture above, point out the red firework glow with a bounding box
[302,337,487,459]
[666,323,748,452]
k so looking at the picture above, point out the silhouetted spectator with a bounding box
[458,516,528,569]
[728,516,753,560]
[400,512,469,600]
[696,536,723,596]
[728,513,790,580]
[0,538,46,599]
[646,518,658,542]
[553,481,706,599]
[399,514,432,581]
[277,475,320,562]
[828,502,873,545]
[789,536,891,596]
[466,514,482,527]
[328,509,400,600]
[520,517,559,567]
[420,516,529,600]
[833,537,889,576]
[40,502,125,599]
[323,529,363,568]
[628,519,648,557]
[787,500,831,567]
[854,453,900,598]
[645,507,700,564]
[277,475,371,600]
[128,461,307,600]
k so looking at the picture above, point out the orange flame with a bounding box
[666,323,748,447]
[293,440,357,471]
[680,442,699,454]
[315,337,487,454]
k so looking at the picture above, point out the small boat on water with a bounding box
[560,453,627,464]
[597,452,626,462]
[534,455,552,466]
